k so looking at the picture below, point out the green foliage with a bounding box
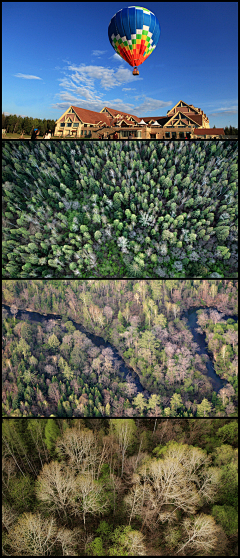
[7,476,36,513]
[44,419,61,452]
[212,505,238,536]
[96,520,113,539]
[217,421,238,446]
[86,537,105,556]
[2,140,238,278]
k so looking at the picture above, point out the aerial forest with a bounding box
[2,418,238,556]
[2,140,238,278]
[2,279,238,418]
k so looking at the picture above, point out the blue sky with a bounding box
[2,2,238,127]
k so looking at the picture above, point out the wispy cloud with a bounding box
[208,104,238,117]
[53,62,173,115]
[92,50,108,57]
[59,63,139,91]
[14,73,42,80]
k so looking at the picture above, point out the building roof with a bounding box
[55,101,219,133]
[194,128,224,135]
[101,106,141,123]
[68,106,111,126]
[185,114,204,126]
[167,100,199,115]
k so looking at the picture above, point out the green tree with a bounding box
[196,398,213,417]
[133,393,147,415]
[109,526,146,556]
[44,419,61,453]
[47,333,60,351]
[212,505,238,536]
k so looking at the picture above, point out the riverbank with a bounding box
[3,303,237,395]
[2,304,146,396]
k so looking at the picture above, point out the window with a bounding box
[67,123,72,127]
[73,123,79,127]
[60,123,65,127]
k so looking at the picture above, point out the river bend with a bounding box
[2,304,237,395]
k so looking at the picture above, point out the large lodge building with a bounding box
[54,100,224,139]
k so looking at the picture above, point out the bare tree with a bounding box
[2,504,17,532]
[176,514,218,555]
[36,461,75,518]
[56,427,101,476]
[7,513,58,556]
[103,305,113,323]
[124,443,219,529]
[57,527,79,556]
[72,473,109,529]
[10,304,18,321]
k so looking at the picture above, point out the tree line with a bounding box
[2,113,56,136]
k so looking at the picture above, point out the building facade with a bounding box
[54,101,224,139]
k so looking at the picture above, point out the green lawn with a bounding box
[2,133,75,140]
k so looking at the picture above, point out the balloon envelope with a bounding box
[108,6,160,70]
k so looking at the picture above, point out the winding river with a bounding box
[2,304,146,395]
[183,307,237,392]
[2,303,237,395]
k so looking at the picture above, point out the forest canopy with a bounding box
[2,279,238,418]
[2,140,238,278]
[2,418,238,556]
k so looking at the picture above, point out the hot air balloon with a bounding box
[108,6,160,75]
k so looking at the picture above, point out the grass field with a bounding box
[2,133,78,140]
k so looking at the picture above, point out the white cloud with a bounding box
[14,73,42,80]
[208,109,238,117]
[62,63,139,91]
[53,62,173,116]
[111,53,123,62]
[132,97,173,115]
[92,50,108,56]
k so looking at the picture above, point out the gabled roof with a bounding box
[167,100,199,115]
[166,111,202,128]
[71,106,111,125]
[56,106,111,126]
[100,106,141,123]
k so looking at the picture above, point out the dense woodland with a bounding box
[2,140,238,278]
[2,280,238,418]
[2,418,238,556]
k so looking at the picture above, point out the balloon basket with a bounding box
[132,67,139,76]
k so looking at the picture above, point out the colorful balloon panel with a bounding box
[108,6,160,68]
